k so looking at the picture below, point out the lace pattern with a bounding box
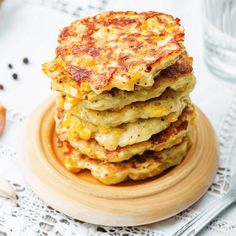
[175,208,236,235]
[7,108,25,124]
[209,92,236,196]
[25,0,108,18]
[0,143,17,160]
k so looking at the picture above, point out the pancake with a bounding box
[61,139,189,185]
[57,106,194,162]
[57,84,193,127]
[56,103,187,150]
[43,11,185,97]
[51,57,195,111]
[43,10,197,185]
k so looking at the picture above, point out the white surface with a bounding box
[0,0,236,235]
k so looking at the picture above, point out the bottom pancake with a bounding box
[60,138,190,185]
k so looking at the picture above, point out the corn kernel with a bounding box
[167,113,178,122]
[56,95,65,109]
[98,127,110,134]
[80,81,91,92]
[64,156,81,173]
[63,113,71,127]
[150,107,167,117]
[79,129,92,140]
[67,94,80,106]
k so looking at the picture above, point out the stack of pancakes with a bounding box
[43,11,196,185]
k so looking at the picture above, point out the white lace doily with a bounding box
[0,0,236,235]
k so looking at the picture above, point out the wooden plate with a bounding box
[21,96,218,226]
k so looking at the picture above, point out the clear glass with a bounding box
[203,0,236,82]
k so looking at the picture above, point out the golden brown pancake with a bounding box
[57,82,193,127]
[43,11,185,97]
[57,105,195,162]
[55,102,189,150]
[61,139,189,185]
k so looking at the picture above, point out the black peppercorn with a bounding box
[23,57,29,64]
[12,73,18,80]
[8,64,13,69]
[0,84,4,90]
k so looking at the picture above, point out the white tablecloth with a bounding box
[0,0,236,235]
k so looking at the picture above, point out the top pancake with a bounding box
[43,11,185,97]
